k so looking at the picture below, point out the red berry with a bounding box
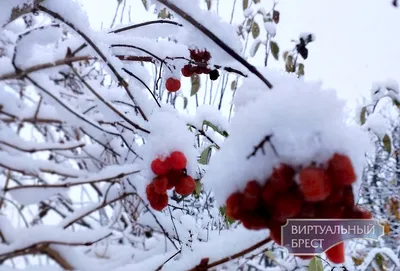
[199,66,211,74]
[325,187,344,204]
[297,202,317,218]
[342,186,355,207]
[351,207,373,219]
[262,182,277,208]
[153,176,168,194]
[299,167,332,202]
[317,203,344,218]
[269,221,283,245]
[151,158,170,175]
[166,78,181,92]
[226,192,244,220]
[202,50,211,62]
[326,242,345,264]
[241,213,269,230]
[243,180,262,211]
[268,164,295,192]
[166,169,184,189]
[181,65,194,77]
[175,175,196,196]
[149,193,169,211]
[168,151,187,171]
[273,191,303,222]
[327,153,356,186]
[146,183,157,199]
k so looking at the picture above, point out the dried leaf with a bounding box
[231,80,237,91]
[273,10,280,24]
[308,256,323,271]
[270,40,279,60]
[190,73,200,96]
[243,0,249,10]
[297,63,305,77]
[252,22,260,39]
[360,107,367,125]
[383,134,392,154]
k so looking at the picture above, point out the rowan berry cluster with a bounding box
[225,153,372,263]
[146,151,196,211]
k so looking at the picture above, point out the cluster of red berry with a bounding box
[146,151,196,211]
[225,153,372,263]
[181,49,219,81]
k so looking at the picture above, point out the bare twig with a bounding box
[156,0,273,89]
[110,19,182,34]
[246,134,278,159]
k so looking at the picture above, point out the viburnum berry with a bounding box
[153,176,168,194]
[175,175,196,196]
[166,169,184,189]
[149,193,169,211]
[243,180,262,211]
[273,191,303,222]
[324,187,344,204]
[317,203,345,218]
[168,151,187,171]
[241,213,270,230]
[165,78,181,92]
[226,192,244,220]
[297,202,317,218]
[269,221,283,245]
[146,183,158,201]
[299,167,332,202]
[262,182,277,208]
[151,157,170,175]
[269,164,295,192]
[325,242,345,264]
[181,65,194,77]
[342,186,355,207]
[327,153,356,186]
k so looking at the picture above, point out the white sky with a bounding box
[79,0,400,107]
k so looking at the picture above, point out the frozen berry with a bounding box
[262,182,277,208]
[351,207,372,219]
[269,164,295,192]
[243,180,262,211]
[153,176,168,194]
[327,153,356,186]
[299,167,332,202]
[269,222,283,245]
[209,69,220,80]
[149,193,168,211]
[166,169,184,189]
[297,202,317,218]
[168,151,187,171]
[324,187,344,204]
[175,175,196,196]
[342,186,355,207]
[146,183,157,199]
[273,191,302,222]
[181,65,194,77]
[226,192,244,220]
[317,203,344,218]
[241,213,269,230]
[151,157,170,175]
[166,78,181,92]
[325,242,345,264]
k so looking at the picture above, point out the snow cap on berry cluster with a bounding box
[138,105,198,181]
[202,67,371,206]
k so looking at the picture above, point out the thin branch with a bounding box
[37,5,149,121]
[187,237,272,271]
[109,19,182,34]
[156,0,273,89]
[5,170,140,191]
[246,134,278,159]
[0,140,85,153]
